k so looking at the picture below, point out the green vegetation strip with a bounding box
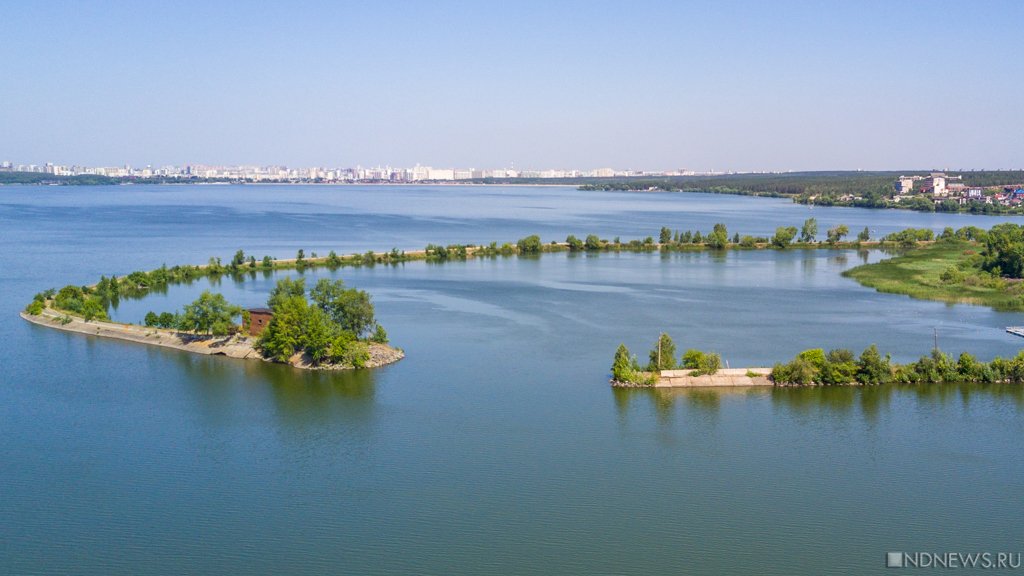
[612,336,1024,387]
[843,225,1024,311]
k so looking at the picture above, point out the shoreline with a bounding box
[21,307,404,370]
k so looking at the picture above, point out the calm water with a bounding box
[2,185,1023,575]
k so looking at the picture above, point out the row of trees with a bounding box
[256,278,387,367]
[771,346,1024,385]
[611,334,722,385]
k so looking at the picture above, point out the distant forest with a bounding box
[577,171,1024,198]
[0,172,120,185]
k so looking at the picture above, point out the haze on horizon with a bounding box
[2,0,1022,172]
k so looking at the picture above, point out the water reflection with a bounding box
[614,383,1024,428]
[613,386,765,426]
[170,349,378,430]
[828,254,848,267]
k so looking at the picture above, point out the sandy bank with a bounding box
[655,367,773,387]
[21,307,403,370]
[613,367,773,388]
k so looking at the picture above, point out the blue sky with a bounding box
[1,0,1022,170]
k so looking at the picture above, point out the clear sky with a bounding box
[1,0,1022,171]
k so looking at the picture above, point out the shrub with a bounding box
[693,352,721,376]
[329,332,370,368]
[517,235,542,254]
[681,349,705,369]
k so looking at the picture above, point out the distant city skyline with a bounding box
[0,158,730,180]
[2,1,1022,171]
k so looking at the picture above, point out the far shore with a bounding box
[21,307,404,371]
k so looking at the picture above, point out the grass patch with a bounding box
[842,240,1024,311]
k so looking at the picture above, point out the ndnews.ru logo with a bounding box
[888,551,1022,569]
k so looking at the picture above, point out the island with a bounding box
[23,257,404,371]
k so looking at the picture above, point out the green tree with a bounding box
[856,344,892,385]
[566,235,584,251]
[707,223,729,250]
[800,218,818,243]
[826,224,849,245]
[257,294,308,362]
[268,277,306,311]
[179,291,241,335]
[303,306,340,364]
[857,226,871,242]
[659,226,672,244]
[612,344,635,382]
[585,234,602,250]
[310,278,376,338]
[771,226,798,248]
[647,333,677,371]
[982,223,1024,277]
[231,249,246,268]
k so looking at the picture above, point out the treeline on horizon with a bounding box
[580,170,1024,194]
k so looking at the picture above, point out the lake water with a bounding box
[2,185,1023,575]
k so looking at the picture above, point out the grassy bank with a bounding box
[842,240,1024,311]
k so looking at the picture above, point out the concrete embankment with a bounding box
[20,308,403,370]
[655,367,773,387]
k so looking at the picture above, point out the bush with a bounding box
[81,298,108,322]
[25,300,44,315]
[681,349,705,369]
[940,266,966,284]
[329,332,370,368]
[517,235,542,254]
[693,352,721,376]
